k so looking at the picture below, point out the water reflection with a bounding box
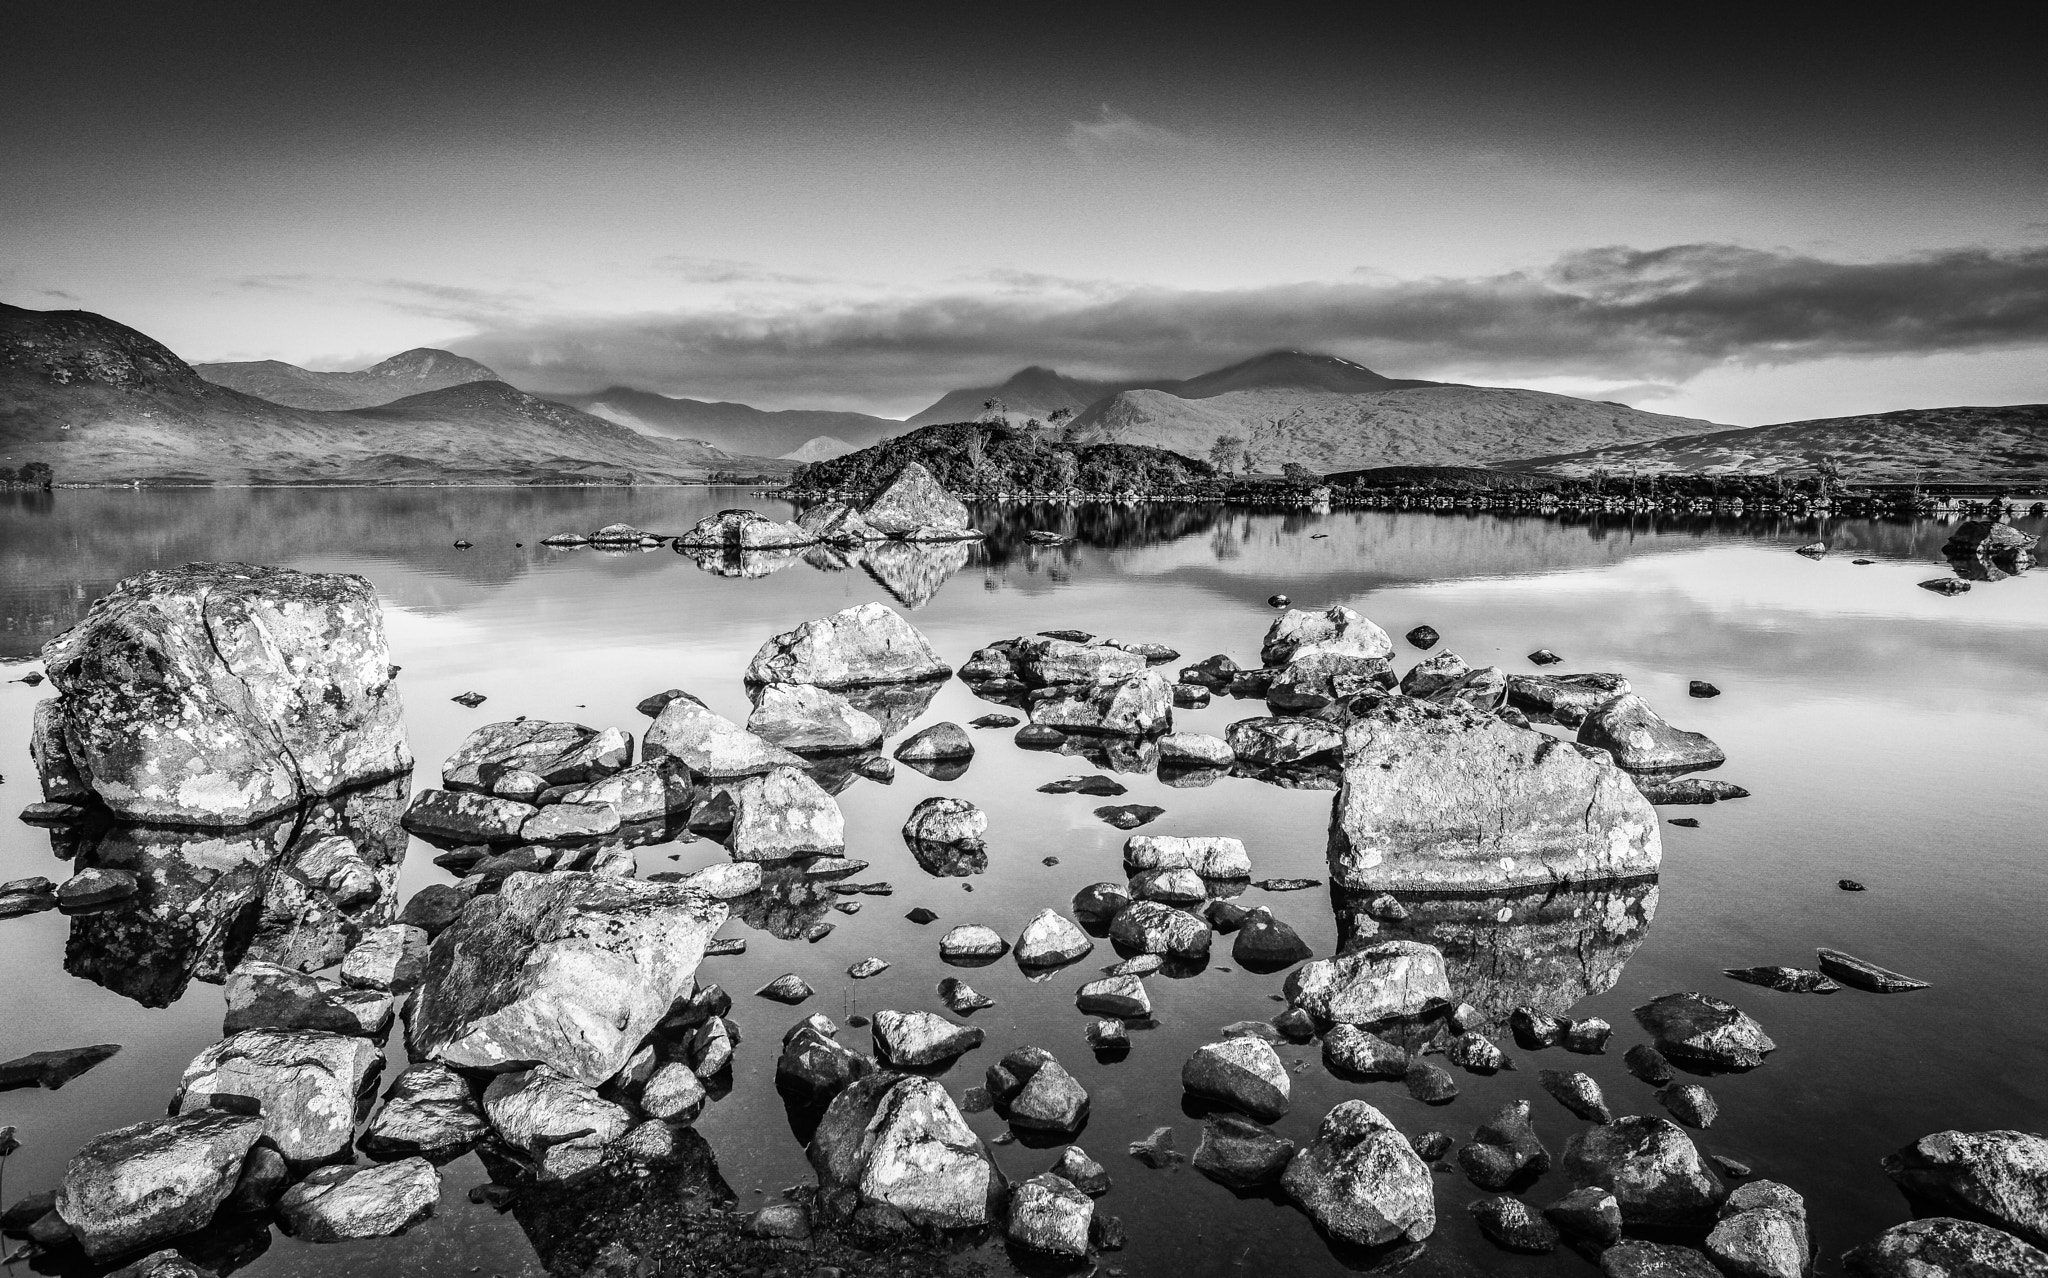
[477,1134,735,1277]
[861,539,972,609]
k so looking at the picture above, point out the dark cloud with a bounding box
[452,243,2048,412]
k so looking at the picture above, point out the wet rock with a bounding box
[361,1062,487,1157]
[1124,834,1252,878]
[1714,1155,1754,1178]
[1226,715,1345,768]
[1173,681,1211,708]
[902,795,986,846]
[723,765,844,859]
[969,712,1019,728]
[797,500,886,545]
[1471,1195,1559,1252]
[906,906,939,924]
[1129,1126,1181,1168]
[1320,1023,1408,1078]
[1635,776,1750,803]
[1690,681,1721,698]
[641,1062,708,1124]
[1224,1020,1283,1043]
[0,875,58,919]
[1095,803,1165,829]
[54,1108,265,1260]
[401,790,536,844]
[1263,604,1393,667]
[1330,697,1661,892]
[40,564,410,826]
[992,1051,1090,1134]
[1946,520,2040,557]
[482,1066,633,1181]
[57,867,139,909]
[444,720,629,792]
[743,1199,815,1241]
[1722,965,1839,994]
[744,684,886,757]
[1129,865,1206,905]
[872,1010,984,1067]
[1031,670,1173,737]
[1817,947,1929,993]
[1183,1037,1290,1121]
[1883,1129,2048,1249]
[1579,693,1726,773]
[1603,1241,1725,1277]
[1072,881,1131,926]
[1626,1043,1676,1084]
[1087,1019,1127,1051]
[1545,1186,1624,1246]
[1015,723,1066,748]
[675,508,814,550]
[644,694,805,779]
[1157,732,1235,770]
[894,722,974,765]
[410,871,727,1086]
[1406,625,1440,650]
[1109,900,1212,960]
[939,924,1010,963]
[809,1074,999,1228]
[1706,1180,1810,1278]
[1039,773,1126,795]
[1234,909,1313,969]
[1051,1146,1110,1197]
[1540,1070,1613,1122]
[1011,636,1150,686]
[859,462,973,537]
[29,699,93,804]
[1459,1101,1551,1190]
[1564,1017,1614,1054]
[1634,992,1775,1070]
[277,1158,439,1241]
[1283,940,1452,1024]
[0,1042,121,1090]
[339,924,431,992]
[746,601,951,688]
[1661,1083,1719,1128]
[1839,878,1866,891]
[1446,1032,1509,1074]
[1005,1172,1093,1259]
[222,959,391,1037]
[1512,1006,1567,1048]
[1194,1113,1299,1190]
[1795,542,1827,558]
[520,801,621,844]
[776,1023,871,1106]
[939,977,994,1013]
[1205,899,1252,932]
[758,973,817,1004]
[1016,909,1094,967]
[1412,1131,1454,1162]
[1563,1115,1726,1228]
[673,862,763,900]
[173,1028,379,1166]
[1076,975,1150,1019]
[1842,1217,2048,1278]
[1281,1100,1437,1246]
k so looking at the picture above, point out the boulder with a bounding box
[726,766,844,859]
[482,1066,634,1181]
[1281,1100,1437,1246]
[521,801,621,844]
[1603,1241,1725,1278]
[53,1109,265,1260]
[1029,670,1173,736]
[641,1062,709,1124]
[38,563,410,826]
[894,721,974,762]
[746,602,950,687]
[777,1023,872,1106]
[1053,1146,1110,1196]
[1226,716,1346,767]
[1283,940,1452,1024]
[1125,865,1202,905]
[1322,1024,1409,1078]
[1328,697,1661,892]
[808,1074,999,1229]
[1883,1130,2048,1249]
[674,862,763,899]
[0,875,59,919]
[798,501,888,544]
[1108,900,1212,960]
[1459,1101,1551,1190]
[1507,672,1631,720]
[1015,909,1094,967]
[1471,1196,1560,1253]
[1006,1173,1093,1259]
[1194,1114,1298,1189]
[222,959,392,1037]
[400,789,536,844]
[360,1062,488,1157]
[1072,881,1132,925]
[871,1010,984,1067]
[1579,693,1726,773]
[1817,947,1930,993]
[995,1053,1090,1134]
[859,462,973,537]
[1076,975,1150,1019]
[1540,1070,1614,1123]
[1634,992,1776,1070]
[1546,1186,1624,1247]
[1707,1181,1810,1278]
[0,1043,121,1090]
[29,697,94,803]
[1183,1038,1290,1121]
[173,1028,380,1167]
[1124,834,1251,878]
[1261,606,1394,667]
[1563,1115,1726,1228]
[1011,636,1150,686]
[1662,1083,1719,1129]
[277,1158,439,1241]
[409,871,726,1087]
[644,693,806,778]
[674,508,815,549]
[554,762,692,822]
[939,924,1010,962]
[1233,909,1312,969]
[1945,521,2039,557]
[1843,1217,2048,1278]
[939,977,994,1013]
[747,684,886,755]
[339,924,431,992]
[1158,731,1235,769]
[442,719,627,791]
[1637,776,1751,804]
[904,796,988,847]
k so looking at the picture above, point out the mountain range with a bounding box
[552,387,897,458]
[195,348,499,410]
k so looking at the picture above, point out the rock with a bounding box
[1107,953,1166,978]
[903,795,986,846]
[1662,1083,1719,1128]
[1011,635,1150,686]
[1920,578,1971,595]
[1545,1186,1624,1246]
[360,1062,487,1157]
[1129,1126,1181,1168]
[1459,1101,1551,1190]
[1843,1217,2048,1278]
[1412,1131,1454,1162]
[1471,1195,1560,1252]
[1795,542,1827,558]
[744,1200,815,1241]
[1194,1114,1297,1189]
[0,875,59,919]
[1565,1017,1614,1054]
[641,1062,708,1123]
[1223,1020,1282,1043]
[410,871,727,1086]
[906,906,939,924]
[29,699,93,803]
[1109,900,1212,960]
[1512,1006,1567,1048]
[0,1043,121,1090]
[776,1023,871,1106]
[1401,650,1473,699]
[1714,1155,1754,1178]
[747,601,951,689]
[644,694,805,778]
[744,684,887,757]
[1076,975,1150,1019]
[173,1028,379,1167]
[674,508,815,550]
[1072,881,1132,926]
[1329,697,1661,892]
[1816,947,1930,992]
[1540,1070,1613,1122]
[401,789,536,844]
[1205,899,1252,932]
[1707,1181,1810,1278]
[339,924,431,992]
[893,721,974,762]
[1226,715,1345,769]
[1322,1024,1409,1078]
[1839,878,1866,891]
[1233,910,1312,969]
[1129,865,1205,905]
[39,564,410,826]
[1406,625,1440,649]
[54,1109,265,1260]
[674,862,764,899]
[1182,1037,1290,1121]
[1603,1241,1725,1277]
[1263,605,1393,667]
[1636,776,1750,805]
[106,1250,211,1278]
[872,1010,984,1067]
[1690,681,1721,698]
[1283,940,1452,1024]
[1016,909,1094,967]
[1039,773,1127,795]
[1946,520,2040,557]
[1157,732,1235,770]
[521,801,621,844]
[724,766,844,859]
[758,973,815,1004]
[1505,671,1631,719]
[1281,1100,1437,1246]
[222,959,391,1037]
[860,462,973,537]
[1579,693,1726,773]
[939,924,1010,962]
[1124,834,1252,878]
[482,1066,634,1181]
[1052,1146,1110,1196]
[588,522,652,545]
[57,866,138,909]
[442,720,627,792]
[1884,1130,2048,1249]
[1444,1030,1507,1074]
[1634,992,1776,1070]
[1563,1115,1726,1228]
[398,883,472,937]
[1086,1019,1127,1050]
[1004,1058,1090,1134]
[1173,681,1211,708]
[1004,1172,1093,1258]
[1095,803,1165,829]
[938,977,994,1013]
[1626,1044,1676,1085]
[277,1158,439,1241]
[797,500,887,544]
[808,1074,998,1228]
[1030,670,1173,737]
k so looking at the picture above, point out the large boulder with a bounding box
[1006,1173,1093,1259]
[808,1074,1000,1229]
[643,693,806,778]
[1281,1100,1436,1247]
[1029,670,1172,736]
[277,1158,439,1241]
[361,1062,489,1157]
[1945,521,2039,558]
[1283,940,1452,1024]
[1562,1116,1726,1228]
[1183,1038,1290,1121]
[1328,696,1660,893]
[54,1109,265,1260]
[798,501,888,544]
[1579,693,1726,773]
[553,762,692,823]
[441,720,631,792]
[482,1066,634,1181]
[1011,636,1150,687]
[725,766,845,859]
[674,508,816,549]
[173,1028,380,1167]
[1883,1130,2048,1249]
[222,959,392,1036]
[1262,606,1394,668]
[1634,992,1776,1070]
[1843,1218,2048,1277]
[1108,900,1212,960]
[409,871,727,1086]
[1195,1114,1298,1189]
[746,685,884,755]
[1707,1181,1811,1278]
[37,563,410,826]
[746,602,951,687]
[859,462,973,537]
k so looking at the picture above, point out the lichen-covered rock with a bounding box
[1124,835,1251,878]
[360,1062,487,1157]
[277,1158,439,1241]
[482,1066,634,1181]
[1016,909,1094,967]
[808,1074,999,1229]
[798,500,888,544]
[222,959,392,1036]
[872,1010,985,1067]
[1843,1217,2048,1278]
[1706,1181,1810,1278]
[1262,606,1393,668]
[54,1109,265,1260]
[440,719,626,792]
[859,463,972,537]
[339,923,431,992]
[1158,731,1235,769]
[1883,1130,2048,1249]
[1006,1172,1093,1259]
[1634,992,1776,1070]
[1029,670,1172,737]
[1328,697,1660,893]
[746,684,885,755]
[409,871,727,1087]
[1602,1241,1725,1278]
[643,693,806,778]
[554,761,692,822]
[1108,900,1212,960]
[1282,1100,1436,1246]
[1283,940,1451,1024]
[173,1028,380,1167]
[746,602,950,688]
[38,564,411,826]
[1507,672,1631,719]
[1563,1116,1726,1229]
[1322,1024,1409,1078]
[1226,716,1345,767]
[30,697,93,803]
[725,766,844,859]
[674,508,816,550]
[1579,693,1726,773]
[400,789,536,844]
[1010,636,1150,687]
[1183,1037,1290,1121]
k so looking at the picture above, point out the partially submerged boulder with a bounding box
[859,463,973,538]
[643,693,806,778]
[53,1109,265,1260]
[797,501,887,544]
[1883,1130,2048,1249]
[360,1062,488,1158]
[808,1073,1000,1228]
[173,1028,381,1167]
[1562,1115,1726,1229]
[1124,835,1251,878]
[277,1158,440,1241]
[1634,992,1776,1070]
[1281,1100,1437,1247]
[1579,693,1726,773]
[441,719,630,792]
[1261,606,1394,668]
[746,602,951,687]
[1843,1217,2048,1278]
[222,959,392,1037]
[1182,1037,1290,1121]
[746,684,885,755]
[482,1066,634,1181]
[726,766,845,859]
[674,508,815,550]
[1283,940,1452,1024]
[1029,670,1172,737]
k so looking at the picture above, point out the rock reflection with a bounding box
[836,679,945,739]
[860,539,972,609]
[728,864,837,940]
[477,1135,735,1277]
[677,546,802,578]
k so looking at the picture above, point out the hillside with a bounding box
[195,347,499,410]
[562,386,898,456]
[1510,404,2048,482]
[780,435,858,463]
[789,422,1215,494]
[903,365,1165,428]
[0,303,788,484]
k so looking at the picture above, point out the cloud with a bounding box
[449,243,2048,413]
[1064,106,1195,163]
[651,256,829,287]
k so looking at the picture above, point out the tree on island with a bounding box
[1208,433,1244,475]
[1281,461,1318,485]
[15,462,52,488]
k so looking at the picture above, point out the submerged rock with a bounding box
[1817,947,1930,992]
[1638,776,1750,804]
[1724,965,1840,993]
[1194,1114,1297,1189]
[1281,1100,1437,1246]
[277,1158,439,1241]
[1578,693,1726,773]
[1562,1115,1726,1229]
[54,1108,265,1260]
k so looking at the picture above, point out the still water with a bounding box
[2,487,2044,1277]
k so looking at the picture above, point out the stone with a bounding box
[723,766,844,859]
[1005,1058,1090,1134]
[674,508,815,549]
[1545,1186,1624,1246]
[1459,1101,1551,1190]
[39,564,410,826]
[1005,1173,1093,1259]
[1920,577,1971,595]
[1096,803,1165,829]
[1626,1043,1676,1084]
[776,1025,871,1106]
[745,684,886,755]
[1817,947,1930,992]
[222,959,392,1037]
[1016,723,1066,749]
[1883,1130,2048,1249]
[1109,900,1212,959]
[1182,1037,1290,1121]
[1795,542,1827,557]
[1194,1114,1297,1189]
[482,1066,634,1181]
[893,721,974,762]
[1087,1019,1127,1050]
[1662,1083,1719,1128]
[0,875,59,919]
[1329,697,1660,892]
[520,801,622,844]
[757,973,815,1003]
[686,1015,733,1076]
[1263,605,1394,667]
[1072,881,1132,925]
[106,1251,211,1278]
[1446,1031,1509,1074]
[1724,966,1840,994]
[0,1043,121,1090]
[1129,865,1206,905]
[1053,1146,1110,1196]
[797,500,887,544]
[1223,1020,1282,1043]
[173,1028,380,1166]
[1281,1100,1437,1246]
[1634,992,1776,1070]
[903,795,986,846]
[1471,1195,1559,1252]
[410,871,727,1087]
[1226,715,1345,768]
[1690,681,1722,698]
[1158,731,1235,769]
[1707,1181,1810,1278]
[1124,834,1252,878]
[57,867,139,909]
[1563,1115,1726,1228]
[872,1010,984,1067]
[1579,693,1726,773]
[969,713,1019,728]
[29,698,94,803]
[744,1200,815,1241]
[400,789,536,844]
[674,862,764,899]
[1843,1217,2048,1278]
[1603,1241,1725,1278]
[557,762,692,824]
[1173,681,1211,708]
[1565,1017,1614,1054]
[1322,1024,1409,1078]
[1011,635,1150,686]
[1129,1126,1181,1168]
[361,1062,487,1157]
[277,1158,439,1241]
[939,924,1009,962]
[1637,776,1750,804]
[746,601,950,687]
[860,462,973,537]
[1540,1070,1613,1123]
[1076,975,1150,1019]
[1233,910,1313,969]
[1283,940,1452,1024]
[54,1109,265,1260]
[339,924,431,992]
[1039,773,1127,795]
[1016,909,1094,967]
[938,977,994,1013]
[644,694,806,778]
[1946,520,2041,556]
[808,1074,998,1228]
[1031,670,1173,737]
[640,1062,708,1123]
[442,720,623,792]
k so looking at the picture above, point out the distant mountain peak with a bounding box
[364,347,498,381]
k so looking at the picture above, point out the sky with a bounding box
[4,2,2046,424]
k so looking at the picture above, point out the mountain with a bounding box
[1509,404,2048,482]
[1167,350,1437,398]
[780,435,858,463]
[194,347,500,410]
[561,386,898,456]
[0,304,789,484]
[903,365,1168,428]
[789,422,1214,495]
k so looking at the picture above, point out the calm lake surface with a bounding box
[3,487,2045,1277]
